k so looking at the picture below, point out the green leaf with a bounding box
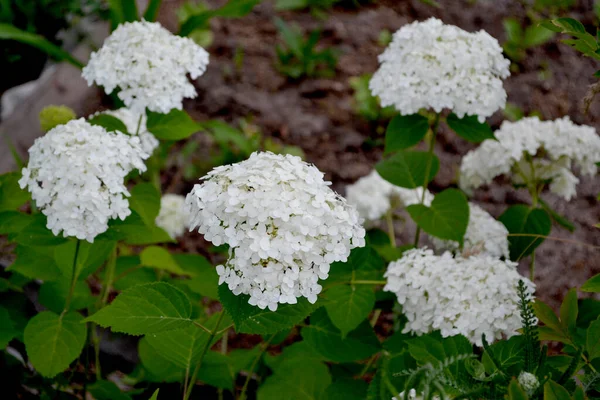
[559,289,578,334]
[0,211,33,235]
[113,256,157,291]
[539,199,575,232]
[180,0,261,36]
[0,306,18,349]
[446,113,495,143]
[149,389,160,400]
[327,246,385,286]
[0,172,30,211]
[587,317,600,361]
[482,335,525,375]
[14,214,68,247]
[39,280,94,313]
[406,188,469,242]
[324,378,369,400]
[8,245,63,281]
[218,284,318,334]
[129,183,161,226]
[507,378,529,400]
[138,337,184,382]
[533,300,566,338]
[582,274,600,292]
[203,120,256,156]
[140,246,191,276]
[88,114,129,134]
[53,239,116,281]
[174,254,219,299]
[524,25,555,47]
[541,18,586,35]
[24,311,87,378]
[88,380,132,400]
[144,0,162,21]
[197,352,235,390]
[108,0,138,30]
[384,114,429,153]
[543,380,572,400]
[146,109,201,140]
[302,308,381,363]
[499,205,551,261]
[86,282,193,335]
[324,285,375,338]
[0,24,84,68]
[100,211,173,245]
[375,151,439,189]
[504,18,524,44]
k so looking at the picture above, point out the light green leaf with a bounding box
[524,25,555,47]
[384,114,429,153]
[129,183,161,227]
[375,151,439,189]
[533,301,567,340]
[0,24,84,68]
[324,285,375,338]
[543,380,572,400]
[559,289,578,334]
[148,389,160,400]
[138,337,184,382]
[140,246,191,276]
[180,0,261,36]
[146,109,201,140]
[86,282,193,335]
[446,113,495,143]
[24,311,87,377]
[0,306,18,349]
[507,378,529,400]
[504,18,524,44]
[302,308,381,363]
[587,317,600,361]
[88,114,129,134]
[0,172,30,211]
[219,284,318,334]
[406,188,469,242]
[499,205,551,261]
[582,274,600,292]
[88,380,132,400]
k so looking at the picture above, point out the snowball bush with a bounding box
[82,20,209,114]
[156,194,188,239]
[186,152,366,310]
[384,248,534,346]
[370,18,510,121]
[19,119,150,242]
[460,117,600,200]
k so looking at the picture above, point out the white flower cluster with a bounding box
[460,117,600,201]
[370,18,510,121]
[82,20,209,114]
[384,248,535,346]
[431,203,509,259]
[156,194,189,239]
[518,371,540,396]
[393,390,440,400]
[345,170,433,224]
[19,119,149,242]
[97,108,159,156]
[186,152,366,311]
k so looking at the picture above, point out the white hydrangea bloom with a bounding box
[518,371,540,395]
[460,117,600,201]
[393,390,441,400]
[82,20,209,114]
[186,152,366,311]
[156,194,188,239]
[97,108,159,156]
[19,119,149,242]
[431,203,509,259]
[370,18,510,121]
[345,170,432,224]
[384,248,535,346]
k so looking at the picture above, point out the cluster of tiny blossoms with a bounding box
[82,20,209,114]
[19,119,149,242]
[156,194,188,239]
[384,248,535,346]
[460,117,600,200]
[345,170,433,225]
[96,108,159,156]
[370,18,510,121]
[186,152,366,310]
[431,203,509,259]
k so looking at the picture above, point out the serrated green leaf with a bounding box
[543,380,571,400]
[499,205,551,261]
[138,337,184,382]
[218,284,317,334]
[560,289,578,334]
[88,380,132,400]
[541,18,586,34]
[582,273,600,292]
[384,114,429,153]
[406,188,469,242]
[88,114,129,134]
[129,183,161,227]
[324,285,375,338]
[140,246,191,276]
[53,239,116,281]
[446,113,495,143]
[587,317,600,361]
[0,306,18,349]
[24,311,87,377]
[146,109,200,140]
[375,151,439,189]
[0,172,30,211]
[86,282,193,335]
[302,308,381,363]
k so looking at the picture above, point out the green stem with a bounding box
[63,240,81,314]
[183,311,225,400]
[385,209,396,248]
[92,324,102,380]
[239,333,277,400]
[414,114,440,247]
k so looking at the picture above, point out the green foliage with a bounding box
[0,172,30,211]
[349,74,395,122]
[0,306,18,349]
[376,151,440,189]
[38,105,76,132]
[324,285,375,338]
[179,0,261,36]
[541,18,600,60]
[274,17,337,79]
[88,113,129,134]
[446,113,495,143]
[385,114,430,153]
[517,280,540,373]
[146,109,201,140]
[406,189,469,243]
[499,205,552,261]
[503,17,555,62]
[581,274,600,292]
[88,380,133,400]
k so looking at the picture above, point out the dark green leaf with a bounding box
[587,317,600,361]
[446,113,495,143]
[197,352,235,389]
[543,380,571,400]
[129,183,161,226]
[559,289,578,334]
[406,188,469,242]
[39,280,94,313]
[0,211,33,235]
[88,114,129,134]
[100,211,173,245]
[541,18,586,34]
[384,114,429,153]
[324,285,375,338]
[0,306,18,349]
[144,0,162,21]
[499,205,551,261]
[8,245,63,281]
[146,109,200,140]
[88,380,132,400]
[324,378,368,400]
[507,378,529,400]
[375,151,439,189]
[327,246,385,286]
[174,254,219,299]
[138,337,184,382]
[0,172,30,211]
[14,214,68,247]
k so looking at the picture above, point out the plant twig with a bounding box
[239,332,277,400]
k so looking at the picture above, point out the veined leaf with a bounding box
[446,113,495,143]
[499,205,551,261]
[376,151,439,189]
[384,114,429,153]
[324,285,375,338]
